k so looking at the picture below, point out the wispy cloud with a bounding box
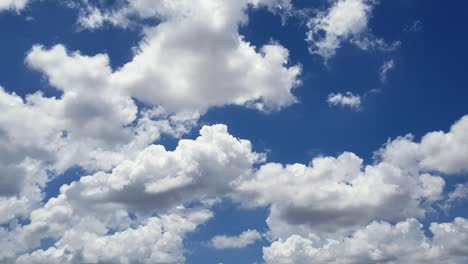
[380,59,395,82]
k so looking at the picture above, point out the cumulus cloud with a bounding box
[378,115,468,174]
[71,0,302,114]
[0,0,299,223]
[0,0,28,11]
[238,152,445,238]
[16,210,213,264]
[0,1,302,262]
[306,0,399,60]
[1,1,468,263]
[238,115,468,240]
[212,229,262,249]
[263,217,468,264]
[0,125,261,262]
[0,80,191,223]
[47,124,261,214]
[327,92,361,109]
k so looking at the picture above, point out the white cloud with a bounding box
[0,1,300,261]
[327,92,361,109]
[306,0,398,60]
[238,115,468,240]
[0,79,191,223]
[238,152,445,238]
[0,0,300,220]
[0,0,28,11]
[212,229,262,249]
[380,59,395,82]
[378,115,468,174]
[0,125,261,262]
[1,2,468,262]
[263,217,468,264]
[16,210,213,264]
[69,0,302,114]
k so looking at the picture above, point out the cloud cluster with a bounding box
[239,151,445,238]
[264,217,468,264]
[1,0,468,263]
[75,0,301,114]
[0,124,261,263]
[16,210,213,264]
[248,115,468,262]
[0,77,190,223]
[0,0,299,225]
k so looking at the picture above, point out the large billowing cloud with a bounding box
[0,80,189,223]
[238,115,468,241]
[0,0,299,225]
[0,125,260,263]
[75,0,301,114]
[238,152,445,238]
[15,210,213,264]
[237,115,468,262]
[263,217,468,264]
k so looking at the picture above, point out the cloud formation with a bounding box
[380,59,395,82]
[327,92,362,109]
[74,0,301,114]
[0,124,260,263]
[378,115,468,174]
[212,229,262,249]
[0,0,28,11]
[0,0,299,227]
[1,1,468,263]
[306,0,399,60]
[264,217,468,264]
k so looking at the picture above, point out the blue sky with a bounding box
[0,0,468,263]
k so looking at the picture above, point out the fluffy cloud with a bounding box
[49,124,261,214]
[0,125,260,262]
[238,115,468,240]
[0,0,28,11]
[73,0,301,114]
[238,152,445,238]
[378,115,468,174]
[16,210,213,264]
[212,229,262,249]
[0,1,301,261]
[0,79,190,223]
[327,92,361,109]
[306,0,398,60]
[263,217,468,264]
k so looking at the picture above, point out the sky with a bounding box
[0,0,467,263]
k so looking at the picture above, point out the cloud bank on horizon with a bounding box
[0,0,467,263]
